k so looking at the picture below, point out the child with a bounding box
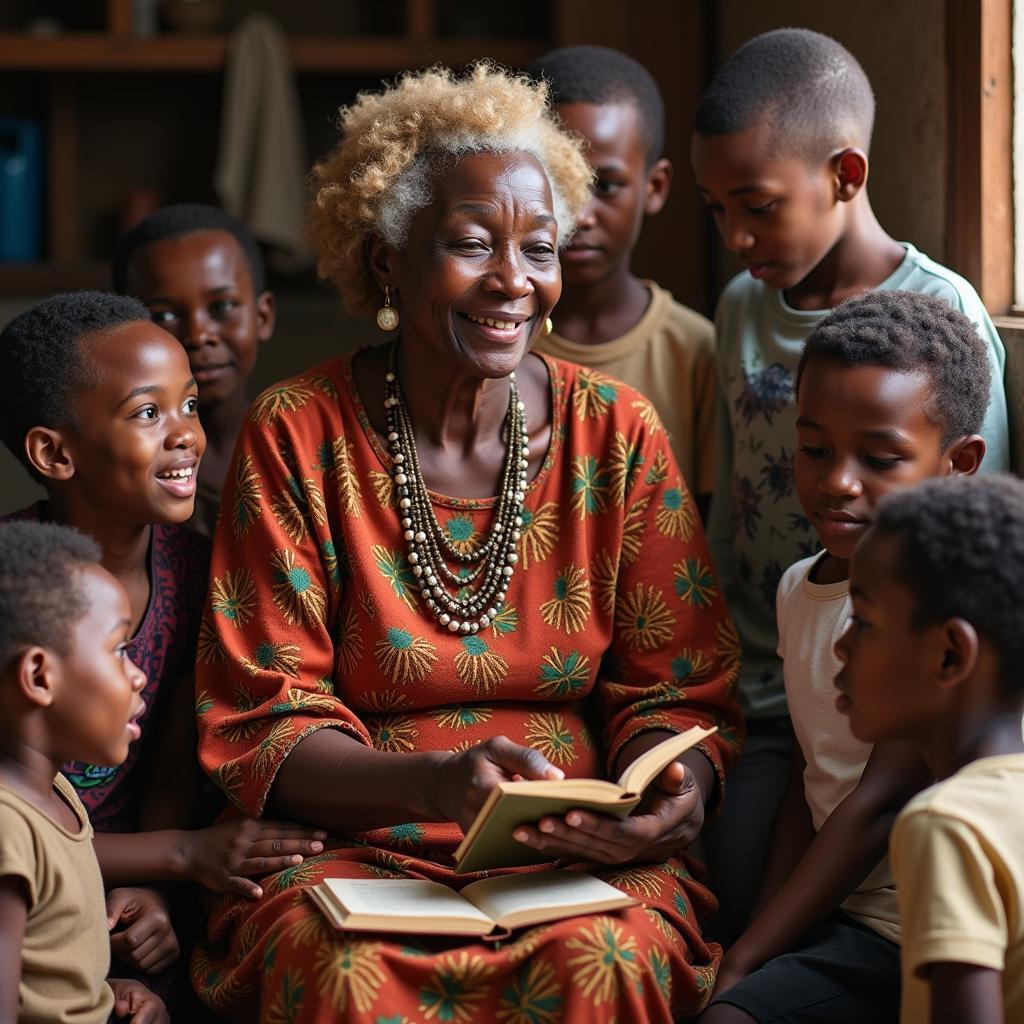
[112,203,277,537]
[700,290,990,1023]
[0,520,167,1023]
[692,27,1011,937]
[528,45,717,513]
[0,292,323,1002]
[836,474,1024,1024]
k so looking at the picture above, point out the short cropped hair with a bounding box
[796,290,991,448]
[0,521,101,664]
[308,62,593,315]
[0,291,150,478]
[527,45,665,165]
[871,474,1024,697]
[695,28,875,162]
[112,203,266,294]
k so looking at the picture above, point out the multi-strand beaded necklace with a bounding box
[383,342,527,634]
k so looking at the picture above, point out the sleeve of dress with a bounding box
[195,399,371,816]
[596,405,743,807]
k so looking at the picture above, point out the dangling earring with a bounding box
[542,316,554,337]
[377,286,400,332]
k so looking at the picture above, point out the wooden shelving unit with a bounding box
[0,0,553,294]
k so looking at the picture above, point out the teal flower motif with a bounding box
[388,822,424,847]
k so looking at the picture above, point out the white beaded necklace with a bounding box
[384,342,528,633]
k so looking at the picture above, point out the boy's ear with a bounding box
[644,158,673,216]
[14,646,59,709]
[367,237,399,295]
[945,434,986,477]
[934,617,980,691]
[833,148,869,203]
[25,427,75,482]
[255,290,276,344]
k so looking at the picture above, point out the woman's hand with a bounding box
[106,887,179,974]
[185,819,328,898]
[109,979,169,1024]
[436,736,564,831]
[512,757,708,865]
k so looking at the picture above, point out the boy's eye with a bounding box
[133,406,158,421]
[209,299,237,317]
[799,444,829,459]
[747,200,778,215]
[864,454,901,470]
[151,310,177,326]
[594,179,623,197]
[849,613,869,631]
[184,397,199,415]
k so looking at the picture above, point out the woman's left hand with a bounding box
[512,757,708,865]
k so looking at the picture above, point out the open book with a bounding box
[454,724,716,874]
[308,870,635,938]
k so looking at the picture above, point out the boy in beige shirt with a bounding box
[529,45,716,514]
[0,522,165,1023]
[835,474,1024,1024]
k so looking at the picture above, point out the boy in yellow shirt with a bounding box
[529,45,716,514]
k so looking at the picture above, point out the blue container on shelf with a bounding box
[0,118,44,263]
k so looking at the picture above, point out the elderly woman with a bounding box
[193,64,742,1022]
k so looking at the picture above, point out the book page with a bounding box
[323,878,493,928]
[462,871,634,928]
[616,725,717,795]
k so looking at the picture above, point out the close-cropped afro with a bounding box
[0,291,151,478]
[796,289,991,448]
[308,62,593,315]
[870,474,1024,698]
[0,520,101,665]
[695,28,874,162]
[527,45,665,165]
[111,203,266,295]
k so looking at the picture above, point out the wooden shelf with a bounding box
[0,262,108,294]
[0,33,542,73]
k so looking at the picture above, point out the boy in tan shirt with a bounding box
[0,522,165,1023]
[529,45,716,514]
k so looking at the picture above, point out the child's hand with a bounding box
[106,886,179,974]
[109,978,170,1024]
[188,818,328,898]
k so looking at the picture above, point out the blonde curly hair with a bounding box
[308,63,594,315]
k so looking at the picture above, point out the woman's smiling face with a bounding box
[386,151,562,379]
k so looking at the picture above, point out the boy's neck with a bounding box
[551,267,651,346]
[784,196,906,312]
[810,551,849,585]
[199,388,249,489]
[0,740,65,817]
[918,706,1024,780]
[45,492,151,587]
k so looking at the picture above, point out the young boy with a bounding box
[836,474,1024,1024]
[692,27,1011,937]
[0,292,322,1003]
[112,203,277,537]
[700,289,990,1023]
[528,45,717,513]
[0,520,167,1023]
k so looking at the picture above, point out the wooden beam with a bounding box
[946,0,1014,314]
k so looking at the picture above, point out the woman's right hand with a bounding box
[186,819,328,898]
[434,736,564,831]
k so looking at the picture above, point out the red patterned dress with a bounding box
[193,352,743,1023]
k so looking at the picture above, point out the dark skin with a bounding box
[0,564,166,1024]
[550,101,672,345]
[835,528,1024,1024]
[691,121,906,311]
[22,323,324,970]
[273,150,715,857]
[123,229,276,494]
[700,361,985,1020]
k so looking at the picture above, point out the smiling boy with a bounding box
[530,46,717,512]
[835,474,1024,1024]
[691,27,1010,938]
[701,290,989,1024]
[113,204,277,536]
